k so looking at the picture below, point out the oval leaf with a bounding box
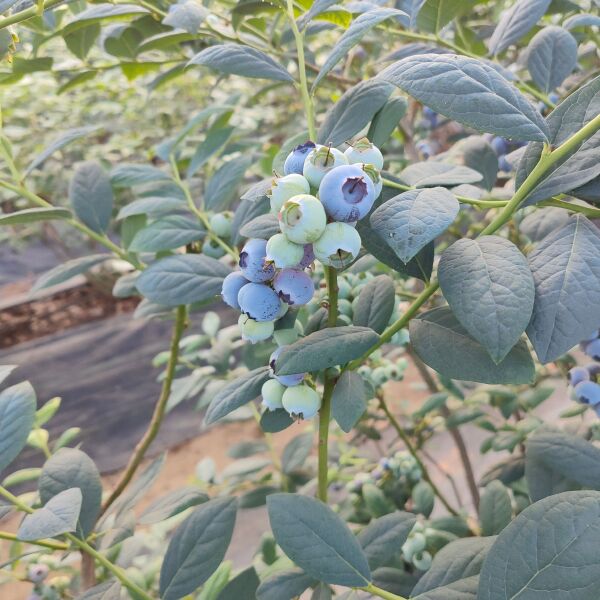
[353,275,395,334]
[129,216,205,252]
[69,161,114,234]
[0,382,36,473]
[331,371,368,433]
[0,207,72,225]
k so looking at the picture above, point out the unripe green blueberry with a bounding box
[269,173,311,214]
[338,298,353,317]
[238,314,274,344]
[279,194,327,244]
[303,145,348,187]
[338,314,352,325]
[337,278,352,299]
[412,550,432,571]
[371,366,388,386]
[313,222,362,269]
[402,532,427,559]
[282,384,321,419]
[344,137,384,169]
[384,364,403,381]
[27,564,49,584]
[202,238,226,258]
[362,163,383,198]
[209,211,233,238]
[266,233,305,268]
[274,327,299,346]
[261,379,286,411]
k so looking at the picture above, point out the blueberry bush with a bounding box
[1,0,600,598]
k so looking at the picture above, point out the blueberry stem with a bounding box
[360,583,407,600]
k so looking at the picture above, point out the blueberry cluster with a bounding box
[346,451,421,493]
[202,211,233,257]
[221,137,385,420]
[568,331,600,411]
[401,522,433,571]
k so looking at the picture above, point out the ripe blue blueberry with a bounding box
[319,164,376,222]
[238,314,274,343]
[284,140,316,175]
[584,338,600,361]
[269,173,311,214]
[549,92,560,104]
[238,282,281,322]
[239,238,276,282]
[279,194,327,244]
[498,154,512,172]
[490,136,509,156]
[273,268,314,306]
[422,106,437,126]
[586,363,600,382]
[303,145,348,187]
[573,381,600,406]
[261,379,286,411]
[221,272,250,310]
[344,137,384,170]
[416,140,433,158]
[265,233,305,268]
[270,345,305,386]
[202,238,226,258]
[209,211,233,238]
[568,366,590,387]
[282,384,321,419]
[313,222,362,269]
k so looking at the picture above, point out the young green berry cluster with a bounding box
[568,330,600,412]
[401,522,433,571]
[346,451,422,493]
[202,211,233,257]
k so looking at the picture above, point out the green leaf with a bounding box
[18,488,82,541]
[142,488,209,526]
[187,126,234,178]
[39,448,102,538]
[110,163,171,188]
[12,57,53,74]
[188,44,293,82]
[527,26,577,93]
[520,207,570,243]
[380,54,549,142]
[163,0,208,33]
[272,130,310,175]
[312,8,408,90]
[117,196,186,220]
[331,371,368,433]
[370,188,459,263]
[413,480,435,516]
[216,567,259,600]
[274,326,379,375]
[526,216,600,363]
[438,236,535,363]
[136,254,232,306]
[417,0,474,33]
[62,3,149,34]
[357,511,416,570]
[159,497,237,600]
[26,126,100,175]
[69,161,114,234]
[267,493,372,586]
[205,367,270,425]
[367,97,408,147]
[239,213,280,240]
[64,23,100,60]
[129,216,205,252]
[281,433,313,474]
[75,580,121,600]
[410,307,535,384]
[256,569,317,600]
[480,456,525,487]
[260,408,294,433]
[414,575,480,599]
[488,0,552,55]
[398,161,483,187]
[353,275,395,334]
[31,254,109,293]
[317,80,393,147]
[412,537,494,596]
[0,207,71,226]
[0,382,36,473]
[204,156,252,211]
[478,491,600,599]
[480,481,512,536]
[447,136,498,191]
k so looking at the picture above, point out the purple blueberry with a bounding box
[586,363,600,382]
[549,92,560,104]
[490,136,509,156]
[318,164,376,222]
[221,272,250,310]
[270,346,305,386]
[574,381,600,406]
[416,140,433,158]
[283,140,316,175]
[584,338,600,360]
[273,269,314,306]
[238,282,281,322]
[568,366,590,387]
[239,238,275,283]
[498,154,512,172]
[422,106,437,127]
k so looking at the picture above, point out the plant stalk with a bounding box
[0,0,64,30]
[360,582,407,600]
[0,530,67,551]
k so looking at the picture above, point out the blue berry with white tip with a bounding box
[498,154,512,172]
[273,268,315,306]
[270,345,305,386]
[422,106,437,127]
[574,381,600,406]
[568,366,590,387]
[239,238,275,283]
[221,272,250,310]
[319,164,376,222]
[284,141,316,175]
[238,282,281,322]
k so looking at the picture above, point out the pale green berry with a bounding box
[338,298,353,317]
[279,194,327,244]
[202,238,226,258]
[269,173,310,214]
[209,211,233,238]
[314,222,362,269]
[276,299,289,319]
[303,145,348,187]
[238,314,274,344]
[412,550,432,571]
[402,532,427,559]
[337,278,352,299]
[384,364,403,381]
[282,384,321,419]
[338,314,352,325]
[261,379,286,411]
[266,233,305,268]
[372,366,387,386]
[344,138,384,169]
[361,163,383,197]
[274,327,299,346]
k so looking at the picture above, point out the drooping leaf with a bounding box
[260,408,294,433]
[370,188,459,263]
[317,80,393,147]
[478,491,600,599]
[0,207,72,226]
[479,481,512,536]
[69,161,114,234]
[0,382,36,473]
[188,44,293,82]
[216,567,260,600]
[31,254,109,294]
[267,493,372,586]
[331,371,368,433]
[110,163,171,188]
[205,367,270,425]
[282,433,313,474]
[353,275,395,334]
[414,575,480,599]
[136,254,232,306]
[526,216,600,363]
[527,26,578,93]
[519,207,570,242]
[117,196,186,220]
[274,326,379,375]
[380,54,549,142]
[367,97,408,147]
[139,487,208,525]
[186,126,234,178]
[256,569,317,600]
[564,13,600,30]
[129,216,205,252]
[159,497,238,600]
[204,156,252,211]
[438,236,535,363]
[410,307,535,384]
[61,3,149,35]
